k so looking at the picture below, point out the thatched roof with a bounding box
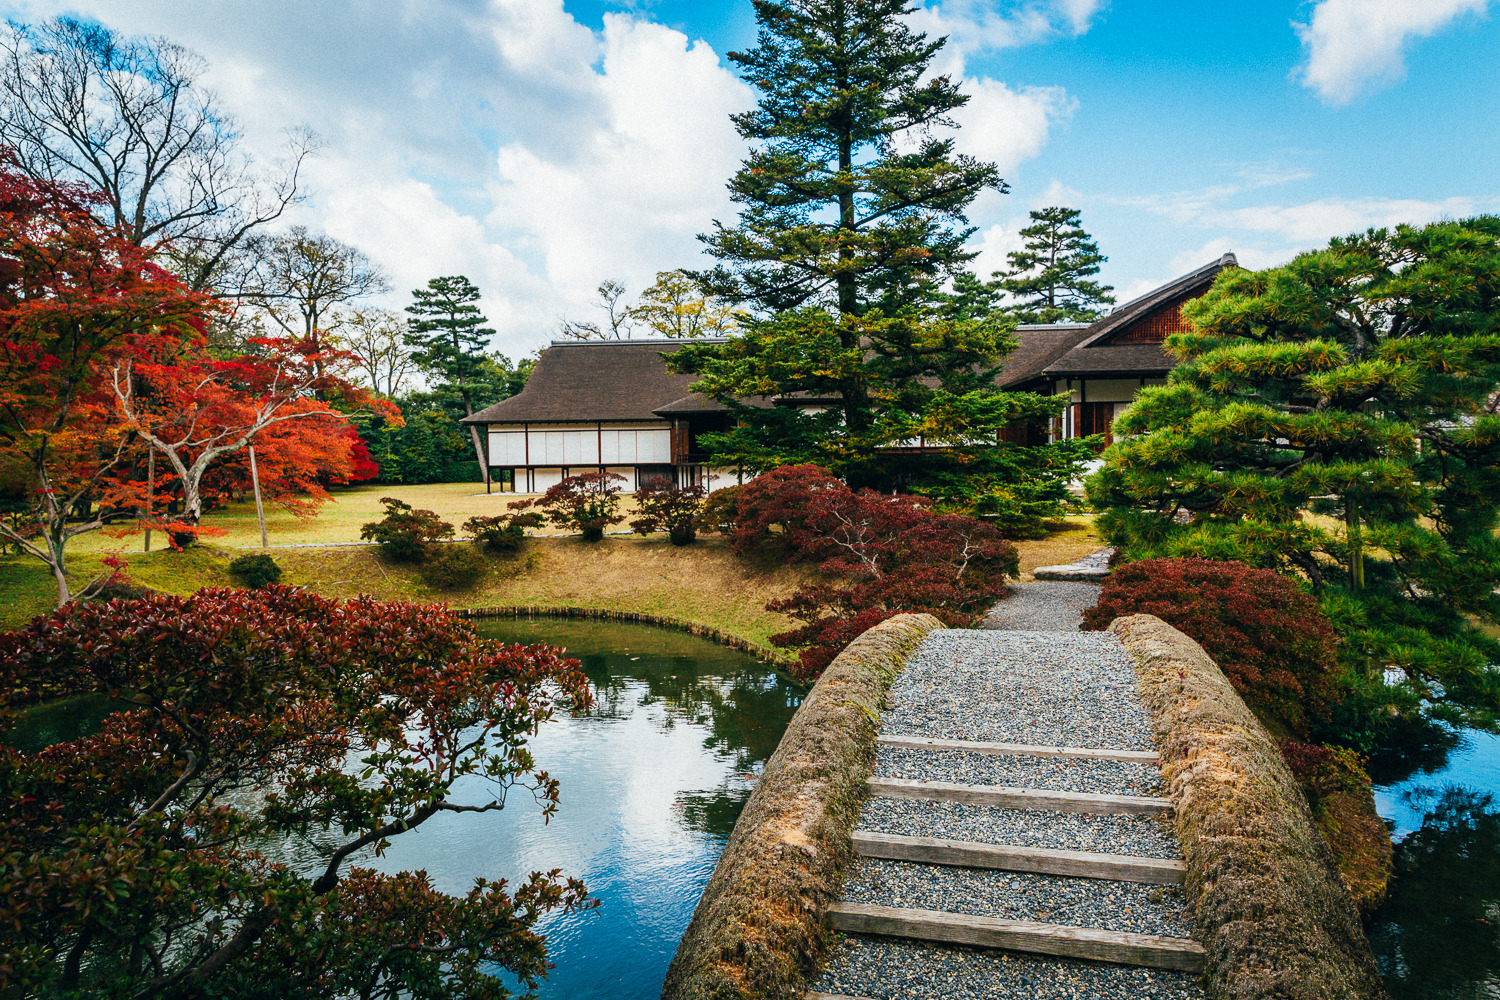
[463,340,725,424]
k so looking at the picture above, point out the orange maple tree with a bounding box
[0,159,207,603]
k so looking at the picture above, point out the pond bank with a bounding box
[461,605,796,668]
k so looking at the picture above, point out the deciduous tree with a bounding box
[111,335,387,541]
[0,163,206,604]
[0,587,595,998]
[629,270,737,338]
[0,17,313,292]
[1089,217,1500,742]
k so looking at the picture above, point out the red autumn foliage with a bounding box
[630,477,706,544]
[0,587,596,996]
[733,465,1018,679]
[0,158,210,602]
[514,471,626,541]
[1081,557,1340,732]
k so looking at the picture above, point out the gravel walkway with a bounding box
[981,580,1103,630]
[816,937,1205,1000]
[809,584,1208,1000]
[859,799,1183,860]
[882,630,1156,751]
[841,859,1192,937]
[875,746,1163,795]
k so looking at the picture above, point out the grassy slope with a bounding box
[0,483,1106,641]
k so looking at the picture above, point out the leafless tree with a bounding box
[238,226,388,350]
[556,279,633,339]
[330,307,419,397]
[0,17,314,291]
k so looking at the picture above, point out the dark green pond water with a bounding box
[1370,728,1500,998]
[7,619,806,999]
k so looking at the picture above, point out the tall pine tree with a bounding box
[669,0,1073,498]
[405,275,495,487]
[999,207,1115,323]
[1089,218,1500,745]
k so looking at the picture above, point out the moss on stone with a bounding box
[1110,614,1388,1000]
[660,613,944,1000]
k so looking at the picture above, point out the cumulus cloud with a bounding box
[1295,0,1493,104]
[0,0,1075,355]
[912,0,1106,62]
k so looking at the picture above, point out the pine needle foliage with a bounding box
[998,206,1115,323]
[667,0,1079,501]
[1089,218,1500,741]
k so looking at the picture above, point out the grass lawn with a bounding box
[0,483,1107,644]
[61,482,553,554]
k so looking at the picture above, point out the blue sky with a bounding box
[5,0,1497,355]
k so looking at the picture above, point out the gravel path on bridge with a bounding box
[980,580,1103,631]
[810,584,1206,1000]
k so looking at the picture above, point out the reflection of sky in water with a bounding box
[1375,729,1500,840]
[363,620,802,1000]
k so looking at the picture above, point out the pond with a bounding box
[372,618,806,999]
[1369,727,1500,999]
[5,618,806,999]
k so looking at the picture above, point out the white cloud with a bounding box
[485,14,754,308]
[913,0,1107,62]
[950,79,1076,176]
[1295,0,1493,104]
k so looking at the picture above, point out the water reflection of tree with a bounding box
[574,651,803,767]
[1370,787,1500,998]
[675,780,756,841]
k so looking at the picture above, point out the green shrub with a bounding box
[359,497,454,562]
[1081,557,1340,734]
[419,544,487,590]
[228,553,283,589]
[462,512,544,553]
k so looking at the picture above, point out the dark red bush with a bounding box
[1081,557,1339,732]
[743,465,1020,678]
[630,478,706,545]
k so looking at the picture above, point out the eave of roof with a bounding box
[1039,252,1237,379]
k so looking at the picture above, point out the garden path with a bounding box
[807,583,1209,1000]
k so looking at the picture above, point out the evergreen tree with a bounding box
[405,275,495,486]
[1089,218,1500,745]
[999,207,1114,323]
[669,0,1075,498]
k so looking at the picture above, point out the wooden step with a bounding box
[879,734,1158,764]
[853,831,1185,885]
[867,776,1172,815]
[825,902,1205,973]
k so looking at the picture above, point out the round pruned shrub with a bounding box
[630,478,706,545]
[1081,557,1340,733]
[228,553,283,589]
[418,544,488,591]
[359,497,454,562]
[463,511,544,554]
[514,472,625,542]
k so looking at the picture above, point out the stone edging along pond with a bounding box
[457,605,799,669]
[1110,614,1387,1000]
[660,612,944,1000]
